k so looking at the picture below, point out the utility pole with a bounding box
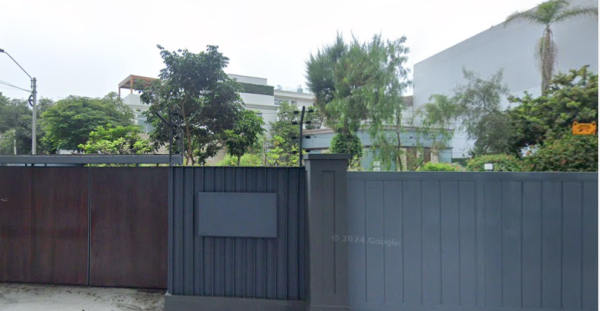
[0,48,37,154]
[31,77,37,154]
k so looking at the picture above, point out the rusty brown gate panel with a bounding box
[0,167,89,285]
[89,167,168,289]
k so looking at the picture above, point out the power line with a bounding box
[0,79,30,93]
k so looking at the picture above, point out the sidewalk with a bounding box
[0,283,164,311]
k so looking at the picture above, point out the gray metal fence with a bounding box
[347,172,598,311]
[168,167,307,302]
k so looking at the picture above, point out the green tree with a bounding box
[269,101,301,156]
[265,135,303,167]
[267,101,318,166]
[42,92,132,151]
[306,34,410,136]
[0,94,54,154]
[225,110,265,166]
[505,0,597,91]
[78,124,152,155]
[454,69,511,156]
[507,66,598,154]
[139,45,243,165]
[402,94,459,171]
[330,133,363,167]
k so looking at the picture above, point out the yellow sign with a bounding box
[572,121,597,135]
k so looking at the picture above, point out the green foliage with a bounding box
[524,135,597,172]
[42,92,132,151]
[418,162,463,172]
[225,110,265,165]
[78,124,152,155]
[306,33,410,134]
[466,154,524,172]
[265,135,302,167]
[330,133,363,167]
[239,83,274,96]
[0,129,15,155]
[452,158,469,167]
[269,101,300,156]
[454,69,511,156]
[507,66,598,155]
[0,94,54,154]
[216,154,263,166]
[267,101,320,165]
[139,45,244,165]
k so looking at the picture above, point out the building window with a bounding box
[274,99,283,106]
[137,115,154,133]
[291,100,297,105]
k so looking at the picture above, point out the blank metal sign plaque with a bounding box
[197,192,277,238]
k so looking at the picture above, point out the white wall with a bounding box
[228,74,267,85]
[413,0,598,157]
[274,90,314,110]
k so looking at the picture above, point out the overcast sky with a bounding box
[1,0,542,101]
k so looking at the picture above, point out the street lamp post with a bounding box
[0,48,37,155]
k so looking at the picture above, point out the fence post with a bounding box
[303,154,351,311]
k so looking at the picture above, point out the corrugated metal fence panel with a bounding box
[169,167,307,300]
[347,172,598,311]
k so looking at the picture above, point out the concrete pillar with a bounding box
[303,154,350,311]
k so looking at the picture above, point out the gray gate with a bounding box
[347,172,598,311]
[167,167,307,310]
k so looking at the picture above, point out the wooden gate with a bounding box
[0,167,168,289]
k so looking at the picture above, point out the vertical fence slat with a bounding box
[441,180,460,306]
[287,168,300,300]
[582,181,598,311]
[542,181,562,309]
[501,181,523,308]
[522,181,543,309]
[347,179,366,303]
[402,180,421,304]
[183,168,194,295]
[459,180,477,307]
[365,180,384,303]
[484,180,502,307]
[383,180,402,304]
[562,181,583,309]
[422,180,442,305]
[193,168,204,296]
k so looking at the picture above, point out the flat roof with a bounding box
[118,75,158,90]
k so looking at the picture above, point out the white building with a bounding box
[118,74,314,135]
[274,85,315,110]
[412,0,598,158]
[118,74,314,163]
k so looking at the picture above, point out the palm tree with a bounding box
[505,0,597,91]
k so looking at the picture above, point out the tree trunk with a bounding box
[540,26,555,92]
[237,156,241,166]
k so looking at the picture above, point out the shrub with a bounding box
[330,133,363,167]
[466,154,524,172]
[524,135,597,172]
[216,154,263,166]
[418,162,463,172]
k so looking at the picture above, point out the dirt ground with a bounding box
[0,283,164,311]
